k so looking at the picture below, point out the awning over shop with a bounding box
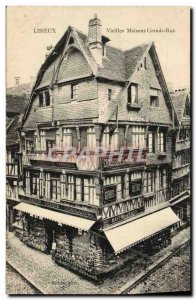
[104,207,180,254]
[14,202,95,231]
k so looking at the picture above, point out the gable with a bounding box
[57,47,92,83]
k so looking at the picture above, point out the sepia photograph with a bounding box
[6,6,191,295]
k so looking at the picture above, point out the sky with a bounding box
[6,6,190,89]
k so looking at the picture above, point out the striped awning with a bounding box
[104,207,180,254]
[14,202,95,231]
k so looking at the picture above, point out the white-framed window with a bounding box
[132,126,145,148]
[87,127,96,151]
[40,130,46,151]
[84,178,97,204]
[62,128,72,150]
[148,132,155,153]
[102,126,110,149]
[128,84,138,104]
[110,128,119,150]
[158,132,166,152]
[71,84,78,100]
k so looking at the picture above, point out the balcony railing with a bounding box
[176,139,190,152]
[6,162,18,176]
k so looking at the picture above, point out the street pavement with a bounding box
[6,227,190,295]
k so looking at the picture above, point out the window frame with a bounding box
[128,83,139,104]
[71,84,78,100]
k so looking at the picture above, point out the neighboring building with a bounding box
[6,94,29,233]
[12,15,188,280]
[170,90,190,226]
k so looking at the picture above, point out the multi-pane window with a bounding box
[145,171,155,193]
[46,140,54,153]
[87,128,96,151]
[84,178,97,204]
[62,129,72,150]
[104,176,122,200]
[71,84,78,100]
[148,132,155,153]
[150,88,159,107]
[132,126,145,148]
[128,84,138,104]
[129,172,142,196]
[51,176,61,201]
[31,173,40,196]
[158,132,166,152]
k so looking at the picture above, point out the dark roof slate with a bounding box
[6,115,21,146]
[171,91,189,123]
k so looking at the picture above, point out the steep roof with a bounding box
[6,115,21,146]
[171,91,190,123]
[6,82,31,96]
[6,94,29,116]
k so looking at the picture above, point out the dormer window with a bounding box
[71,84,78,100]
[128,83,138,104]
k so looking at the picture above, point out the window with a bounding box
[110,128,118,150]
[87,128,96,151]
[40,130,46,151]
[46,140,54,153]
[39,93,44,107]
[44,90,50,106]
[146,171,154,193]
[132,126,145,148]
[158,132,166,152]
[144,57,147,69]
[129,172,142,196]
[51,176,61,200]
[150,89,159,107]
[102,126,110,148]
[31,173,40,196]
[39,91,50,107]
[128,84,138,104]
[159,169,167,189]
[26,140,34,154]
[71,84,78,100]
[62,129,72,150]
[84,178,96,204]
[108,89,112,101]
[148,132,155,153]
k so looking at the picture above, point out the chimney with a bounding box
[88,14,103,65]
[45,45,53,59]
